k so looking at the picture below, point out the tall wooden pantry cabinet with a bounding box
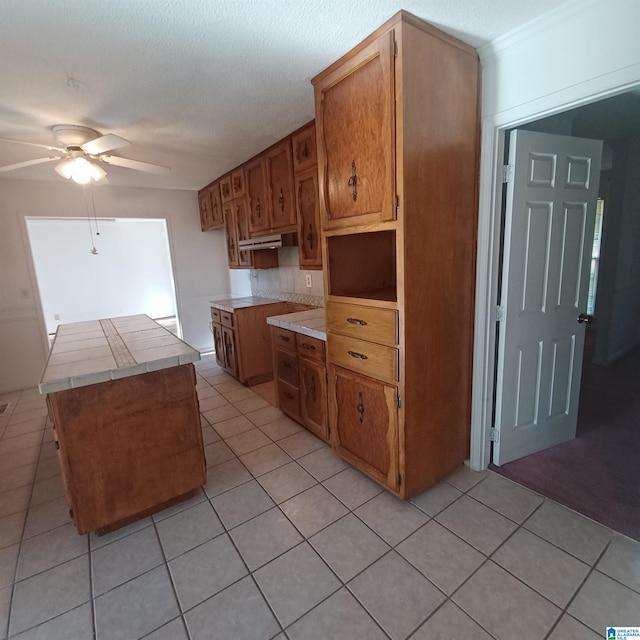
[313,11,480,498]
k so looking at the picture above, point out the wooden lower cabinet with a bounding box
[211,302,304,386]
[299,359,328,440]
[329,366,398,491]
[46,364,206,535]
[272,327,328,441]
[221,325,238,377]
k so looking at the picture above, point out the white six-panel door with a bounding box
[493,130,602,465]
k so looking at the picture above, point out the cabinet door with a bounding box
[210,182,224,228]
[198,189,213,231]
[222,326,238,377]
[212,322,226,369]
[292,122,317,173]
[223,204,238,267]
[231,168,246,199]
[266,140,296,232]
[246,155,270,235]
[314,32,396,228]
[300,359,328,440]
[329,365,398,490]
[234,198,253,268]
[220,175,233,203]
[295,168,322,269]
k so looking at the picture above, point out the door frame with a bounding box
[469,80,640,471]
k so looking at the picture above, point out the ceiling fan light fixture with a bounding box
[55,156,106,184]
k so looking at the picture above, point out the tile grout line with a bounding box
[4,415,49,639]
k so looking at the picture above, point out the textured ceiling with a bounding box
[0,0,566,191]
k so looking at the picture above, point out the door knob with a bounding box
[577,313,594,324]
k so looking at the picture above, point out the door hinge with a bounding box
[502,164,513,184]
[490,427,500,444]
[496,306,505,322]
[393,40,398,57]
[395,194,400,211]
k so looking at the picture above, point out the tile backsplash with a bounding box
[250,247,324,307]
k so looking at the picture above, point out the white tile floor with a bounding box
[0,354,639,639]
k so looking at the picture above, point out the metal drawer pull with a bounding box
[279,335,291,342]
[280,361,292,369]
[348,350,368,360]
[301,343,316,351]
[347,161,358,201]
[346,317,367,326]
[356,391,364,423]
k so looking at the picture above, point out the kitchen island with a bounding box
[39,315,206,535]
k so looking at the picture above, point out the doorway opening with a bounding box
[490,91,640,541]
[26,217,180,339]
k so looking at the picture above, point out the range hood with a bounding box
[238,234,283,250]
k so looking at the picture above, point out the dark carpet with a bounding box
[492,332,640,541]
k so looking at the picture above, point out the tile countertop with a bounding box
[266,308,326,341]
[209,296,283,312]
[38,314,200,395]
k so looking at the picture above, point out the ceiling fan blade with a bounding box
[0,137,65,153]
[0,156,61,172]
[100,155,170,175]
[82,134,130,155]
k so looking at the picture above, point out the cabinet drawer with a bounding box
[278,379,301,420]
[326,302,398,346]
[210,308,221,323]
[296,333,325,363]
[220,311,234,328]
[275,349,299,387]
[328,334,398,385]
[272,327,296,351]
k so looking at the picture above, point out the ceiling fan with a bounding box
[0,125,170,184]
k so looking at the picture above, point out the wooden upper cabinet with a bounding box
[296,168,322,269]
[209,182,224,228]
[246,156,270,235]
[231,168,246,199]
[266,140,296,232]
[198,189,214,231]
[198,182,224,231]
[220,175,233,203]
[234,198,252,268]
[292,122,317,173]
[223,202,238,266]
[313,31,396,229]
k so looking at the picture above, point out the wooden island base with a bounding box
[47,364,206,535]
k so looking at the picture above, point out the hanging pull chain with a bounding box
[347,161,358,201]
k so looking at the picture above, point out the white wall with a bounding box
[471,0,640,469]
[0,179,231,392]
[27,218,177,334]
